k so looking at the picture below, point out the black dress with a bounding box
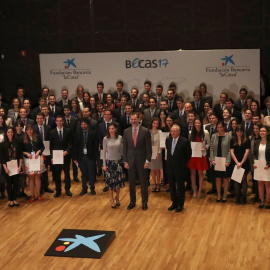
[230,138,251,175]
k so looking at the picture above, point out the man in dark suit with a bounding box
[33,112,54,194]
[48,94,62,118]
[119,103,133,133]
[123,112,152,211]
[190,89,205,115]
[50,115,72,197]
[41,105,56,129]
[111,80,130,101]
[73,118,98,196]
[154,84,167,110]
[91,102,104,124]
[166,89,178,112]
[143,97,160,127]
[261,96,270,117]
[113,96,127,121]
[241,109,253,137]
[166,124,192,212]
[205,113,218,194]
[0,93,9,112]
[214,92,228,121]
[23,98,35,120]
[93,82,107,103]
[138,81,155,101]
[32,97,46,120]
[130,88,140,111]
[171,98,185,120]
[18,107,35,127]
[63,105,79,183]
[56,89,71,111]
[234,88,248,111]
[225,98,242,122]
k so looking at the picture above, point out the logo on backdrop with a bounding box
[205,54,250,77]
[49,58,91,80]
[125,58,169,69]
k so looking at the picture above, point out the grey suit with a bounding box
[143,107,160,127]
[123,125,152,204]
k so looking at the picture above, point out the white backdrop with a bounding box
[39,49,260,103]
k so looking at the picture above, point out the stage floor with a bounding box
[0,171,269,270]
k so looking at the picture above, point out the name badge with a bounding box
[83,148,87,154]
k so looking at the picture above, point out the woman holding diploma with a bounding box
[210,121,232,203]
[22,125,45,203]
[230,125,250,204]
[187,118,210,198]
[252,125,270,209]
[148,118,162,192]
[102,123,124,208]
[1,127,23,207]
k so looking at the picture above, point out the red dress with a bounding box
[187,134,209,171]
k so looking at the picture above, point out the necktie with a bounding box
[23,119,26,126]
[84,130,87,141]
[122,107,124,116]
[133,128,137,147]
[119,92,122,98]
[210,127,214,138]
[59,130,63,141]
[246,123,249,131]
[196,103,199,110]
[99,95,102,101]
[127,116,130,125]
[106,123,109,130]
[40,126,43,141]
[171,139,176,155]
[67,119,70,127]
[170,101,172,110]
[189,126,192,131]
[133,100,135,107]
[52,107,54,113]
[44,118,47,126]
[157,98,160,108]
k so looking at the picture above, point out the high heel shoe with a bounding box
[152,184,157,192]
[156,184,160,192]
[265,202,270,209]
[259,202,264,209]
[37,196,43,202]
[111,200,116,208]
[30,196,35,203]
[115,196,120,206]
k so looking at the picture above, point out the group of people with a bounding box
[0,81,270,211]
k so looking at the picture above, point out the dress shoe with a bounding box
[66,191,72,197]
[14,202,20,206]
[235,198,241,205]
[216,198,221,203]
[241,197,247,205]
[136,181,140,186]
[44,187,54,193]
[168,204,176,211]
[142,203,148,211]
[79,189,87,196]
[265,203,270,209]
[127,202,135,210]
[54,192,61,198]
[175,206,183,212]
[97,170,102,177]
[21,192,28,198]
[91,189,96,196]
[207,189,217,194]
[74,178,80,183]
[103,186,109,192]
[185,186,191,191]
[222,199,227,203]
[9,203,14,207]
[259,202,264,209]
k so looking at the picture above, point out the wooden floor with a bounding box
[0,170,270,270]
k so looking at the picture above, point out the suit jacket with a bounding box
[31,106,41,121]
[22,135,45,157]
[252,140,270,166]
[234,100,245,111]
[261,108,270,117]
[44,116,56,129]
[91,112,104,124]
[76,117,98,133]
[20,118,35,126]
[130,99,140,111]
[119,114,132,134]
[73,127,98,161]
[48,105,62,118]
[98,121,121,147]
[123,125,152,168]
[191,100,205,115]
[205,124,217,139]
[63,116,78,135]
[214,103,225,121]
[93,93,107,103]
[231,108,242,122]
[167,99,178,112]
[56,99,72,110]
[241,121,253,137]
[113,107,126,121]
[210,133,232,163]
[138,91,155,102]
[0,102,9,112]
[143,108,160,127]
[171,109,185,120]
[224,121,232,133]
[33,124,51,141]
[166,136,192,173]
[111,91,130,101]
[50,127,72,157]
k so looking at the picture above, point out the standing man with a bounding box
[50,115,72,197]
[214,92,228,121]
[73,118,98,196]
[143,97,160,127]
[234,88,248,111]
[166,124,192,212]
[112,80,130,101]
[130,88,140,111]
[123,112,152,211]
[93,82,107,103]
[56,89,71,111]
[139,81,155,101]
[41,87,50,105]
[33,112,53,194]
[154,84,167,109]
[48,94,62,118]
[167,89,178,112]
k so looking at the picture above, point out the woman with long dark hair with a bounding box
[187,117,210,198]
[22,124,46,202]
[1,127,23,207]
[230,125,251,204]
[210,121,232,202]
[0,107,12,127]
[102,123,124,208]
[104,93,115,111]
[70,98,82,118]
[253,125,270,209]
[8,98,21,124]
[82,91,91,109]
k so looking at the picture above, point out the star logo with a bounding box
[58,234,105,253]
[63,58,77,69]
[221,55,235,66]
